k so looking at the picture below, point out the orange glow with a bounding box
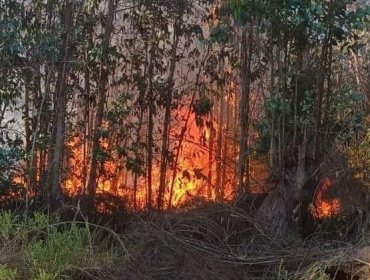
[61,104,238,210]
[311,177,341,219]
[63,134,118,197]
[58,76,274,212]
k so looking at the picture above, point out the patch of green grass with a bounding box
[0,212,119,280]
[28,225,92,279]
[0,264,18,280]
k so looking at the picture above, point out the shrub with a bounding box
[0,212,118,280]
[27,225,92,279]
[0,264,18,280]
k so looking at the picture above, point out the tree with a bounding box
[45,0,74,209]
[87,0,116,201]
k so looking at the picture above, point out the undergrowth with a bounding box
[0,211,120,280]
[0,206,369,279]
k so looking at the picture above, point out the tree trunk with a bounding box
[157,23,180,211]
[215,93,224,201]
[87,0,115,201]
[237,24,252,195]
[45,0,73,210]
[220,93,230,200]
[82,69,90,191]
[146,45,155,210]
[312,29,331,160]
[207,113,215,199]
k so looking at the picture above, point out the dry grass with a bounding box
[117,204,370,280]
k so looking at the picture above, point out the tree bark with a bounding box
[157,22,180,211]
[146,45,155,210]
[45,0,73,210]
[87,0,115,201]
[237,24,253,195]
[215,92,224,201]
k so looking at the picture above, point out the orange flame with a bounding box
[61,105,237,210]
[311,177,341,219]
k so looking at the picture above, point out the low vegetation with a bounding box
[0,211,120,280]
[1,204,370,280]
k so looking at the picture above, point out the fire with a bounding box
[63,135,117,197]
[62,103,238,210]
[58,76,274,211]
[311,177,341,219]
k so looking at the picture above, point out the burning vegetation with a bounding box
[310,177,341,220]
[1,0,370,279]
[62,99,239,210]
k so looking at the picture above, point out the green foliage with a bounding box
[126,155,145,175]
[193,96,213,127]
[330,85,366,143]
[0,212,117,280]
[254,121,270,156]
[266,94,290,116]
[0,264,18,280]
[106,93,131,124]
[193,96,213,117]
[0,142,24,196]
[210,24,230,43]
[228,0,249,25]
[275,260,289,280]
[0,211,19,241]
[349,127,370,183]
[28,225,91,279]
[0,212,49,243]
[34,270,57,280]
[347,4,370,30]
[301,265,330,280]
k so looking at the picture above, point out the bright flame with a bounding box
[61,104,238,210]
[311,177,341,219]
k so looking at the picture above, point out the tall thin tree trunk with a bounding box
[24,76,32,187]
[146,45,155,210]
[82,21,94,193]
[45,0,73,210]
[237,24,253,195]
[268,45,277,174]
[134,109,144,209]
[323,45,333,147]
[87,0,115,201]
[207,113,215,199]
[215,95,224,201]
[157,23,180,211]
[221,90,231,200]
[312,29,331,160]
[82,69,90,191]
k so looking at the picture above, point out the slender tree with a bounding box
[45,0,73,209]
[87,0,116,200]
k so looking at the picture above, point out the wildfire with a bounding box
[62,104,237,210]
[311,177,341,219]
[63,135,117,197]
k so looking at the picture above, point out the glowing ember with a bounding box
[311,177,341,219]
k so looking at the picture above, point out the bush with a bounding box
[0,264,18,280]
[28,225,92,279]
[0,139,24,197]
[0,212,118,280]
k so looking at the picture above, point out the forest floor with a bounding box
[1,201,370,280]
